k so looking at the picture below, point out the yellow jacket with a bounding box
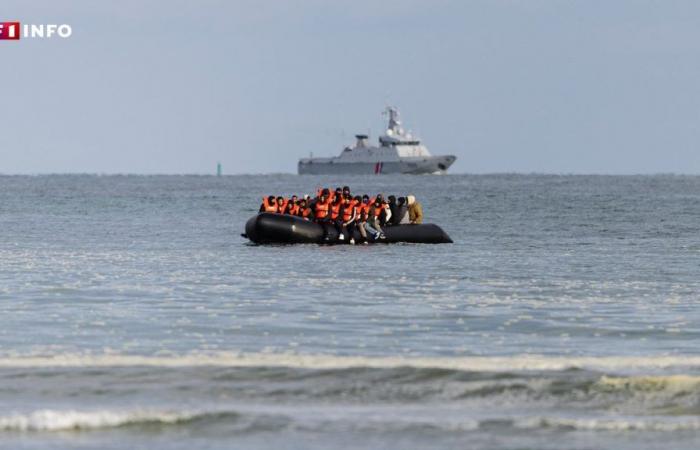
[407,195,423,224]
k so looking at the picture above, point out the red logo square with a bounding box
[0,22,21,40]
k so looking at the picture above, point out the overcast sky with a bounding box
[2,0,700,174]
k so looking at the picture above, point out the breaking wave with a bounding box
[1,352,700,373]
[2,409,700,434]
[515,416,700,431]
[0,409,208,432]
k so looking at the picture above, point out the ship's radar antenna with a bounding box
[383,106,402,135]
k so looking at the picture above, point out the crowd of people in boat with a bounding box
[259,186,424,244]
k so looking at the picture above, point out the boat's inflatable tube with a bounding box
[244,213,453,244]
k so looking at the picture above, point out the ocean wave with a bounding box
[0,409,202,432]
[597,375,700,393]
[2,408,699,435]
[515,416,700,431]
[1,352,700,373]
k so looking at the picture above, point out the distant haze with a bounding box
[2,0,700,174]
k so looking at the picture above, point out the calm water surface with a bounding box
[0,174,699,449]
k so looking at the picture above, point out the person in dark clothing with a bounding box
[391,196,409,225]
[387,195,397,226]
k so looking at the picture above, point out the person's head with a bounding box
[276,196,284,204]
[333,194,342,204]
[362,194,370,204]
[354,195,362,203]
[343,195,352,204]
[267,195,276,204]
[342,185,350,195]
[299,199,307,207]
[320,189,330,201]
[398,196,406,206]
[407,195,416,205]
[388,195,396,204]
[291,195,298,203]
[376,194,384,203]
[335,187,343,195]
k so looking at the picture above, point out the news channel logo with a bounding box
[0,22,72,40]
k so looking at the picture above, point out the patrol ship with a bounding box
[298,107,456,175]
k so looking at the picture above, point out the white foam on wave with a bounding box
[597,374,700,393]
[516,416,700,432]
[0,352,699,373]
[0,409,195,432]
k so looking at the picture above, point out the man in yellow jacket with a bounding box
[407,195,423,224]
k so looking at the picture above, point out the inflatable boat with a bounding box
[243,213,453,244]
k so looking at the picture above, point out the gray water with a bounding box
[0,174,699,449]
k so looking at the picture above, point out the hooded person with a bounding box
[392,196,409,225]
[387,195,398,226]
[407,195,423,224]
[260,195,278,213]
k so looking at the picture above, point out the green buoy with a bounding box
[216,162,222,177]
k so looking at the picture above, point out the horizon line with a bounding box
[1,171,699,177]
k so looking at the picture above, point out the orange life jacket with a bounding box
[300,207,312,219]
[314,198,331,219]
[341,203,356,222]
[357,202,370,221]
[262,197,277,213]
[330,201,342,220]
[287,204,299,216]
[276,199,288,214]
[372,203,384,217]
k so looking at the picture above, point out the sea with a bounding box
[0,174,699,450]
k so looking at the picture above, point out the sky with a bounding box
[2,0,700,174]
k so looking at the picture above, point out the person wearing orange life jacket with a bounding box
[284,195,299,215]
[328,193,345,240]
[329,194,342,220]
[366,196,387,240]
[297,198,312,220]
[259,195,278,213]
[351,195,369,243]
[312,189,334,241]
[374,194,392,226]
[356,194,378,242]
[276,196,288,214]
[338,194,359,244]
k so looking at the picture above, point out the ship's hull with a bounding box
[297,155,456,175]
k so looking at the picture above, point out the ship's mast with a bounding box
[384,106,402,136]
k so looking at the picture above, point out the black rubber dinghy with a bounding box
[244,213,453,244]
